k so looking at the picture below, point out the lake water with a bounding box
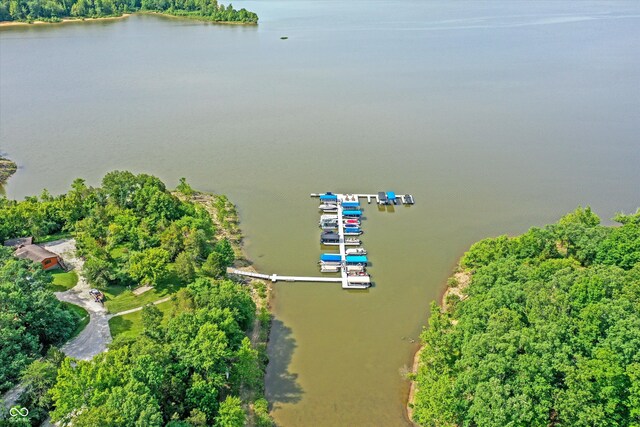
[1,1,639,425]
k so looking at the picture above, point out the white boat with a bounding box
[320,223,338,230]
[320,214,338,220]
[345,238,361,246]
[319,204,338,211]
[319,260,341,266]
[346,265,365,272]
[320,265,341,273]
[346,247,367,255]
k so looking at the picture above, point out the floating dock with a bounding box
[311,192,415,205]
[229,191,413,291]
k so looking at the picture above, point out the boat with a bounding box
[345,238,361,245]
[346,254,367,264]
[344,228,362,235]
[320,253,342,262]
[347,271,368,277]
[320,214,338,220]
[346,265,365,272]
[319,204,338,211]
[320,223,338,230]
[345,247,367,255]
[344,219,360,224]
[320,265,341,273]
[342,209,362,217]
[321,231,340,245]
[344,223,359,228]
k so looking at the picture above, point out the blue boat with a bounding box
[342,201,360,208]
[320,193,338,201]
[320,253,342,262]
[344,227,362,235]
[342,210,362,217]
[386,191,397,205]
[346,255,368,264]
[344,222,359,228]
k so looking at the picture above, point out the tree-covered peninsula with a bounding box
[0,0,257,24]
[411,207,640,427]
[0,172,272,426]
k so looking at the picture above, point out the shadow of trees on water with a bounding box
[265,318,303,410]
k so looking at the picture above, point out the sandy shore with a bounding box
[405,270,471,425]
[0,12,256,27]
[0,14,131,27]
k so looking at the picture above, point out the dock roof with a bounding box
[346,255,368,263]
[320,194,337,200]
[321,254,342,262]
[342,210,362,216]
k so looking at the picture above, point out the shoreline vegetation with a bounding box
[0,0,258,26]
[0,156,17,184]
[408,207,640,426]
[0,172,273,426]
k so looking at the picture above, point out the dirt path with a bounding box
[43,239,112,360]
[1,384,25,410]
[110,296,172,317]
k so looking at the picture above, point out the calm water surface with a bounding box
[1,1,640,425]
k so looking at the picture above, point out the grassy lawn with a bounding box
[37,232,73,243]
[103,269,182,314]
[109,300,174,340]
[48,270,79,292]
[62,302,90,339]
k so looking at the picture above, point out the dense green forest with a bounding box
[0,248,79,394]
[411,207,640,427]
[0,172,237,291]
[0,172,271,426]
[0,0,258,24]
[50,279,263,426]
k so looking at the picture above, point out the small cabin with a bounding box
[14,244,62,271]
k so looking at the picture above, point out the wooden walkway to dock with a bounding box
[227,268,342,283]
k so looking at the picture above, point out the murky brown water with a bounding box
[1,2,639,425]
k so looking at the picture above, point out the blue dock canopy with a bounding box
[346,255,368,263]
[386,191,396,200]
[320,193,337,201]
[342,210,362,216]
[342,201,360,208]
[321,253,342,262]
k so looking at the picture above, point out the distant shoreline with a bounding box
[0,11,258,27]
[0,14,132,27]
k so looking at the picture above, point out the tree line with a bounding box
[411,207,640,426]
[0,0,258,24]
[0,248,78,395]
[0,172,271,426]
[0,171,237,291]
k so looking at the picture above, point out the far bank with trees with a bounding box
[0,0,258,24]
[410,207,640,427]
